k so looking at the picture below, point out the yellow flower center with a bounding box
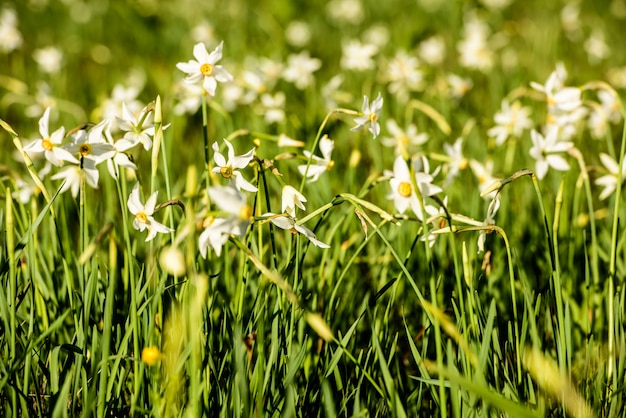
[79,144,92,156]
[240,204,252,221]
[136,212,148,224]
[220,166,233,179]
[397,182,412,197]
[369,113,378,123]
[200,63,214,76]
[42,138,53,151]
[327,160,335,171]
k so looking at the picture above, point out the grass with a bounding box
[1,0,626,416]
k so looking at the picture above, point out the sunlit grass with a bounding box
[1,0,626,416]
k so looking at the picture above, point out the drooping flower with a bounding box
[176,41,233,96]
[127,183,173,242]
[212,140,257,192]
[23,107,78,166]
[351,93,383,138]
[477,196,501,253]
[281,185,307,218]
[263,213,330,248]
[298,134,334,182]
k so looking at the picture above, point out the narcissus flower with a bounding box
[281,185,307,218]
[298,134,334,182]
[264,213,330,248]
[198,186,252,257]
[23,107,77,166]
[176,41,233,96]
[212,140,257,192]
[351,93,383,138]
[66,121,116,165]
[595,153,626,200]
[51,158,99,197]
[387,156,441,220]
[529,128,573,180]
[127,183,173,242]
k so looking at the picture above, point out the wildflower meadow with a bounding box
[2,0,626,416]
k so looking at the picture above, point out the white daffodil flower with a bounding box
[176,41,233,96]
[51,158,99,197]
[298,134,334,182]
[264,212,330,248]
[198,185,252,257]
[351,93,383,138]
[23,107,78,166]
[66,121,116,165]
[127,183,173,242]
[212,140,257,192]
[281,185,307,218]
[529,128,573,180]
[595,153,626,200]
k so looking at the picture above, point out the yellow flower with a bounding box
[141,346,162,366]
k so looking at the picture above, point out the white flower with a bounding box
[198,186,252,257]
[388,156,441,220]
[380,119,428,156]
[469,159,499,199]
[212,140,257,192]
[281,51,321,89]
[446,73,473,99]
[285,21,312,47]
[529,128,573,179]
[0,8,23,53]
[127,183,173,242]
[530,65,582,113]
[487,100,533,146]
[341,39,378,71]
[258,92,285,124]
[51,158,99,197]
[457,12,494,72]
[418,35,446,66]
[477,196,500,253]
[264,213,330,248]
[443,138,468,186]
[298,134,334,182]
[326,0,364,25]
[33,46,63,74]
[173,80,204,115]
[384,51,424,101]
[23,108,78,167]
[116,103,158,150]
[351,93,383,138]
[66,121,116,165]
[281,185,307,217]
[103,126,138,179]
[595,153,626,200]
[176,41,233,96]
